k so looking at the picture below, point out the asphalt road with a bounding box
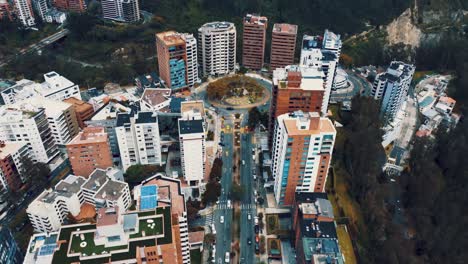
[330,71,372,101]
[239,133,256,264]
[214,131,234,263]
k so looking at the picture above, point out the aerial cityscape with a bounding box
[0,0,467,264]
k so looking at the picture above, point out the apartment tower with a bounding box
[270,23,298,71]
[242,14,268,70]
[66,127,113,177]
[13,0,35,26]
[0,0,13,21]
[271,111,336,206]
[53,0,86,13]
[198,22,236,77]
[269,65,325,144]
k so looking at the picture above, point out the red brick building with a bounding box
[53,0,86,13]
[66,127,113,177]
[0,141,30,192]
[270,23,298,71]
[242,14,268,70]
[0,0,12,21]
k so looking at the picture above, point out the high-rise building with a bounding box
[184,34,199,87]
[178,101,206,188]
[52,0,86,13]
[116,111,162,171]
[271,111,336,206]
[66,127,113,177]
[0,226,23,264]
[1,72,82,105]
[0,0,13,21]
[85,101,133,164]
[300,30,342,115]
[269,65,325,142]
[0,141,30,194]
[156,31,187,89]
[32,0,48,21]
[242,14,268,70]
[101,0,139,23]
[63,97,94,129]
[13,0,35,26]
[371,61,415,122]
[0,105,58,163]
[27,168,130,233]
[198,21,236,77]
[270,23,298,71]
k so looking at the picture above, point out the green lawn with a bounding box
[69,231,127,256]
[190,249,202,264]
[129,216,163,239]
[266,215,279,235]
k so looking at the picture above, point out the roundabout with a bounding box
[205,74,271,109]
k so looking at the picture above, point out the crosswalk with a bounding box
[240,203,256,210]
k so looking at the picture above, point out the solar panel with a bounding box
[38,244,56,256]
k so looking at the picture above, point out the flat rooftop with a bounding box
[244,14,268,25]
[68,127,108,145]
[0,141,27,160]
[273,23,298,34]
[179,119,204,134]
[156,31,186,46]
[55,175,86,196]
[180,100,204,116]
[141,88,171,106]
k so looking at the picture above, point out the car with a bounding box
[248,214,251,220]
[255,244,260,253]
[254,217,259,225]
[252,155,255,161]
[219,142,225,146]
[211,224,216,235]
[253,175,257,181]
[242,160,245,165]
[254,190,258,197]
[216,200,220,205]
[247,238,252,245]
[227,200,231,208]
[220,216,224,223]
[255,235,259,243]
[225,252,230,263]
[254,225,259,234]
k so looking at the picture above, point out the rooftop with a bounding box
[180,100,205,116]
[135,72,163,89]
[281,111,336,135]
[273,23,298,34]
[135,111,158,124]
[301,219,337,239]
[303,237,344,263]
[96,207,119,227]
[0,140,27,160]
[140,174,186,216]
[55,175,87,196]
[273,65,324,91]
[244,14,268,26]
[156,31,186,46]
[141,88,171,106]
[199,21,235,31]
[179,119,204,134]
[299,198,334,219]
[63,97,93,112]
[68,127,108,145]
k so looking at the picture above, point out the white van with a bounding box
[225,252,230,263]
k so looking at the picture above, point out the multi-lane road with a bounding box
[239,133,256,263]
[214,131,234,263]
[0,29,69,67]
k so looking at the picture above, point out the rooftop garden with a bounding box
[129,216,163,239]
[69,231,128,257]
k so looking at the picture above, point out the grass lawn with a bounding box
[190,249,202,264]
[129,216,163,239]
[69,231,127,256]
[336,225,357,264]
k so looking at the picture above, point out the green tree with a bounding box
[124,164,165,186]
[202,181,221,205]
[231,183,244,201]
[66,13,99,39]
[21,157,50,190]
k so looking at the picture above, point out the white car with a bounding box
[242,160,245,165]
[220,216,224,223]
[227,200,231,208]
[211,224,216,235]
[248,214,251,220]
[225,252,230,263]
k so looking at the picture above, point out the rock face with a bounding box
[386,8,422,48]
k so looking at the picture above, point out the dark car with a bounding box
[255,244,260,254]
[226,107,234,110]
[254,225,259,234]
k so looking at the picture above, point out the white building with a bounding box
[1,72,81,105]
[140,88,172,112]
[300,30,342,115]
[32,0,48,21]
[101,0,140,23]
[198,21,236,77]
[15,97,79,146]
[183,33,199,87]
[116,111,162,171]
[271,111,336,206]
[178,102,206,188]
[44,8,66,24]
[27,175,85,232]
[0,106,58,163]
[371,61,415,122]
[26,168,130,233]
[13,0,35,26]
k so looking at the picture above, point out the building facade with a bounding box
[53,0,86,12]
[198,21,236,77]
[156,31,188,89]
[63,97,94,129]
[270,23,298,71]
[178,102,206,188]
[116,111,162,171]
[269,65,325,143]
[13,0,35,26]
[0,0,13,21]
[1,72,81,105]
[242,14,268,70]
[66,127,113,177]
[101,0,140,23]
[271,111,336,206]
[0,226,23,264]
[371,61,415,122]
[32,0,48,21]
[0,141,30,194]
[300,30,342,115]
